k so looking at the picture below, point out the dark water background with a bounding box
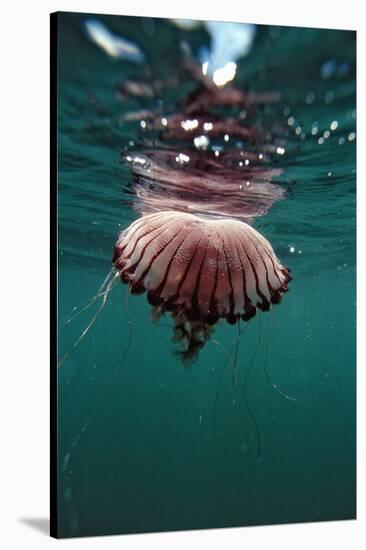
[56,12,356,538]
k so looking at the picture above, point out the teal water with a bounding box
[56,13,356,538]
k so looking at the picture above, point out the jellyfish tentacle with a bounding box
[212,342,235,430]
[213,323,247,429]
[62,268,116,328]
[188,367,203,425]
[62,285,133,473]
[241,312,263,460]
[230,320,242,387]
[210,337,229,358]
[58,272,119,368]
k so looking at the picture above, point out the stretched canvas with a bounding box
[51,11,356,538]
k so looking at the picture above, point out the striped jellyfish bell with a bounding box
[113,211,291,360]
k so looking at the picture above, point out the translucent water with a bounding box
[56,13,356,537]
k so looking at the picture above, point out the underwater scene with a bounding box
[55,12,356,538]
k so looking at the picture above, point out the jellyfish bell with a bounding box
[113,211,291,361]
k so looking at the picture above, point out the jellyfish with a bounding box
[113,211,291,361]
